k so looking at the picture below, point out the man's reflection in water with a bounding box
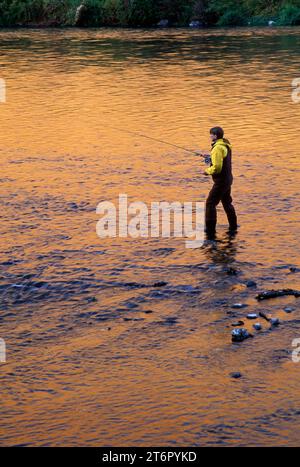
[202,231,238,267]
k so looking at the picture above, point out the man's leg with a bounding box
[221,186,238,230]
[205,184,223,235]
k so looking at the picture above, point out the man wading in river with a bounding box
[201,127,238,238]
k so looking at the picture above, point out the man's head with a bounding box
[210,126,224,142]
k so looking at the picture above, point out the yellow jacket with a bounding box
[205,139,232,176]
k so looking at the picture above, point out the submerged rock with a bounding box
[256,289,300,301]
[231,320,244,327]
[259,311,271,322]
[253,323,262,331]
[284,307,294,313]
[153,281,168,287]
[232,328,252,342]
[247,313,258,320]
[224,266,239,275]
[230,371,242,379]
[246,280,257,288]
[270,318,280,326]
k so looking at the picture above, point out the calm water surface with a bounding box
[1,27,300,446]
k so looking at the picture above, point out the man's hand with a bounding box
[195,152,210,158]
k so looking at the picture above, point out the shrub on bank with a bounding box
[278,4,300,25]
[216,9,249,26]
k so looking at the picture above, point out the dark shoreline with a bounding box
[0,24,300,31]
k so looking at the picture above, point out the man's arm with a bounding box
[205,145,226,175]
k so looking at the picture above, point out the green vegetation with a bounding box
[0,0,300,27]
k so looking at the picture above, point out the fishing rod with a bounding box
[105,124,209,159]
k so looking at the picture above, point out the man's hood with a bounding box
[213,138,232,150]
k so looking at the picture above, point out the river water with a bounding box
[1,27,300,446]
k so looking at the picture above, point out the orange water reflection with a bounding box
[1,27,300,446]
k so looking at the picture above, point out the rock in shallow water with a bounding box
[230,372,242,379]
[232,303,248,309]
[256,289,300,300]
[253,323,262,331]
[259,311,271,322]
[224,267,239,275]
[247,313,258,320]
[153,281,168,287]
[231,320,244,327]
[231,328,252,342]
[270,318,280,326]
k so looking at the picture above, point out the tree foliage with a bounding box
[0,0,300,27]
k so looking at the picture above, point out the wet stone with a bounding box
[259,311,271,322]
[284,307,294,313]
[253,323,262,331]
[232,328,252,342]
[270,318,280,326]
[224,267,239,275]
[68,202,78,210]
[230,372,242,379]
[246,280,257,288]
[231,321,244,327]
[153,281,168,287]
[256,289,300,300]
[247,313,258,320]
[232,303,248,309]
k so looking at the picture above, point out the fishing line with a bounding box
[104,124,202,156]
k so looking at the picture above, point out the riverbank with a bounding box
[0,1,300,28]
